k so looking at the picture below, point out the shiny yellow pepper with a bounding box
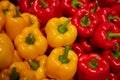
[0,33,14,70]
[45,17,77,48]
[28,55,47,80]
[45,45,78,80]
[5,10,30,41]
[14,27,48,60]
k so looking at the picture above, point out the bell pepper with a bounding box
[18,0,35,13]
[102,43,120,73]
[60,0,89,17]
[77,53,110,80]
[0,33,14,70]
[45,17,77,48]
[32,0,62,27]
[111,3,120,17]
[106,73,117,80]
[28,55,47,80]
[71,43,85,57]
[5,10,30,41]
[71,8,98,38]
[0,7,5,32]
[0,69,10,80]
[0,0,16,16]
[90,22,120,49]
[14,27,48,60]
[45,45,78,80]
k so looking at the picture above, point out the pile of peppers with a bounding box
[0,0,120,80]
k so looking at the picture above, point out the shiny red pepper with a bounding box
[106,73,117,80]
[72,43,85,57]
[60,0,89,17]
[32,0,62,27]
[111,3,120,16]
[71,8,98,38]
[18,0,35,13]
[90,22,120,49]
[102,43,120,73]
[77,53,110,80]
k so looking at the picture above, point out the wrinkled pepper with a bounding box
[60,0,89,17]
[45,45,78,80]
[77,53,110,80]
[0,33,14,70]
[14,27,48,60]
[90,22,120,49]
[45,17,77,48]
[28,55,47,80]
[5,10,30,40]
[71,8,98,38]
[102,43,120,73]
[32,0,62,27]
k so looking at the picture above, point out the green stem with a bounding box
[14,9,20,17]
[108,15,120,21]
[25,33,36,44]
[3,9,9,15]
[107,32,120,40]
[9,67,20,80]
[29,0,33,6]
[88,57,98,68]
[58,19,70,34]
[80,13,90,27]
[112,42,120,59]
[28,60,39,70]
[91,0,98,13]
[40,0,48,8]
[59,45,71,64]
[71,0,83,8]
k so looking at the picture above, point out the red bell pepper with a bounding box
[90,22,120,49]
[72,43,85,57]
[102,43,120,73]
[77,53,110,80]
[93,0,117,7]
[18,0,35,13]
[106,73,117,80]
[111,3,120,17]
[60,0,90,17]
[71,8,98,38]
[32,0,62,27]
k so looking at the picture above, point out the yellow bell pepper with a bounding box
[0,0,16,16]
[14,27,48,60]
[28,55,47,80]
[0,7,5,32]
[45,17,77,48]
[5,10,30,41]
[0,33,14,70]
[45,45,78,80]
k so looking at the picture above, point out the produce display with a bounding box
[0,0,120,80]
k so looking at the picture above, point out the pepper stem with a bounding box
[25,33,36,44]
[59,45,71,64]
[14,9,20,17]
[107,32,120,40]
[40,0,48,8]
[28,60,39,70]
[71,0,83,8]
[112,42,120,59]
[9,67,20,80]
[80,13,90,27]
[91,0,98,13]
[58,19,70,34]
[108,15,120,21]
[88,57,98,68]
[3,9,9,15]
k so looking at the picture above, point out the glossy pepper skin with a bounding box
[102,43,120,73]
[90,22,120,49]
[77,53,110,80]
[32,0,62,27]
[106,73,117,80]
[45,17,77,48]
[5,10,30,41]
[45,45,78,80]
[71,8,98,38]
[14,27,48,60]
[60,0,89,17]
[0,33,14,70]
[18,0,35,13]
